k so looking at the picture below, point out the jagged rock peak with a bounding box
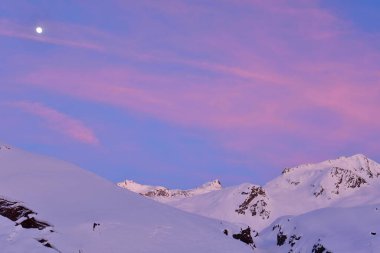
[200,179,222,190]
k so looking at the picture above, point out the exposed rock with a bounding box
[0,198,34,221]
[235,186,270,219]
[289,234,301,247]
[145,189,170,197]
[1,197,57,251]
[118,179,222,201]
[0,197,51,230]
[313,186,325,197]
[37,238,61,252]
[232,227,254,248]
[330,167,367,194]
[282,168,292,175]
[312,242,331,253]
[19,217,50,230]
[272,224,287,246]
[276,232,287,246]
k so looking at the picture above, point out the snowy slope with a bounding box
[255,204,380,253]
[117,179,222,202]
[166,154,380,231]
[0,144,252,253]
[169,183,272,230]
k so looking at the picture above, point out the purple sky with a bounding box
[1,0,379,188]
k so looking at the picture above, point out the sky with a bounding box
[0,0,379,188]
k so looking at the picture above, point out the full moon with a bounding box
[35,26,43,34]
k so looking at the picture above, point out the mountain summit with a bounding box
[117,179,222,202]
[119,154,380,252]
[123,154,380,231]
[273,153,380,199]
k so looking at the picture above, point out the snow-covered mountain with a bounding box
[120,154,380,252]
[4,143,380,252]
[0,144,252,253]
[167,154,380,230]
[117,179,222,202]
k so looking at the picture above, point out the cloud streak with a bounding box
[2,0,380,183]
[8,101,99,145]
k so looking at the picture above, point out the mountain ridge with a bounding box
[120,154,380,230]
[116,153,380,251]
[117,178,222,202]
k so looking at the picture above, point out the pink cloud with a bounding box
[8,101,99,145]
[19,52,379,152]
[7,0,380,157]
[20,65,295,131]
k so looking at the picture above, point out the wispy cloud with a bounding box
[3,0,380,172]
[8,101,99,145]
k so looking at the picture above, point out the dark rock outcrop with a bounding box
[235,186,270,219]
[330,167,367,194]
[232,227,255,248]
[312,242,331,253]
[0,197,52,230]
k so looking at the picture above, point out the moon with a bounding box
[35,26,43,34]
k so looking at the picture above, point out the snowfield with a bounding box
[0,144,252,253]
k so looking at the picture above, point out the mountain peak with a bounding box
[117,179,165,194]
[334,153,370,163]
[117,179,223,202]
[200,179,222,190]
[274,154,380,200]
[167,154,380,235]
[282,154,377,174]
